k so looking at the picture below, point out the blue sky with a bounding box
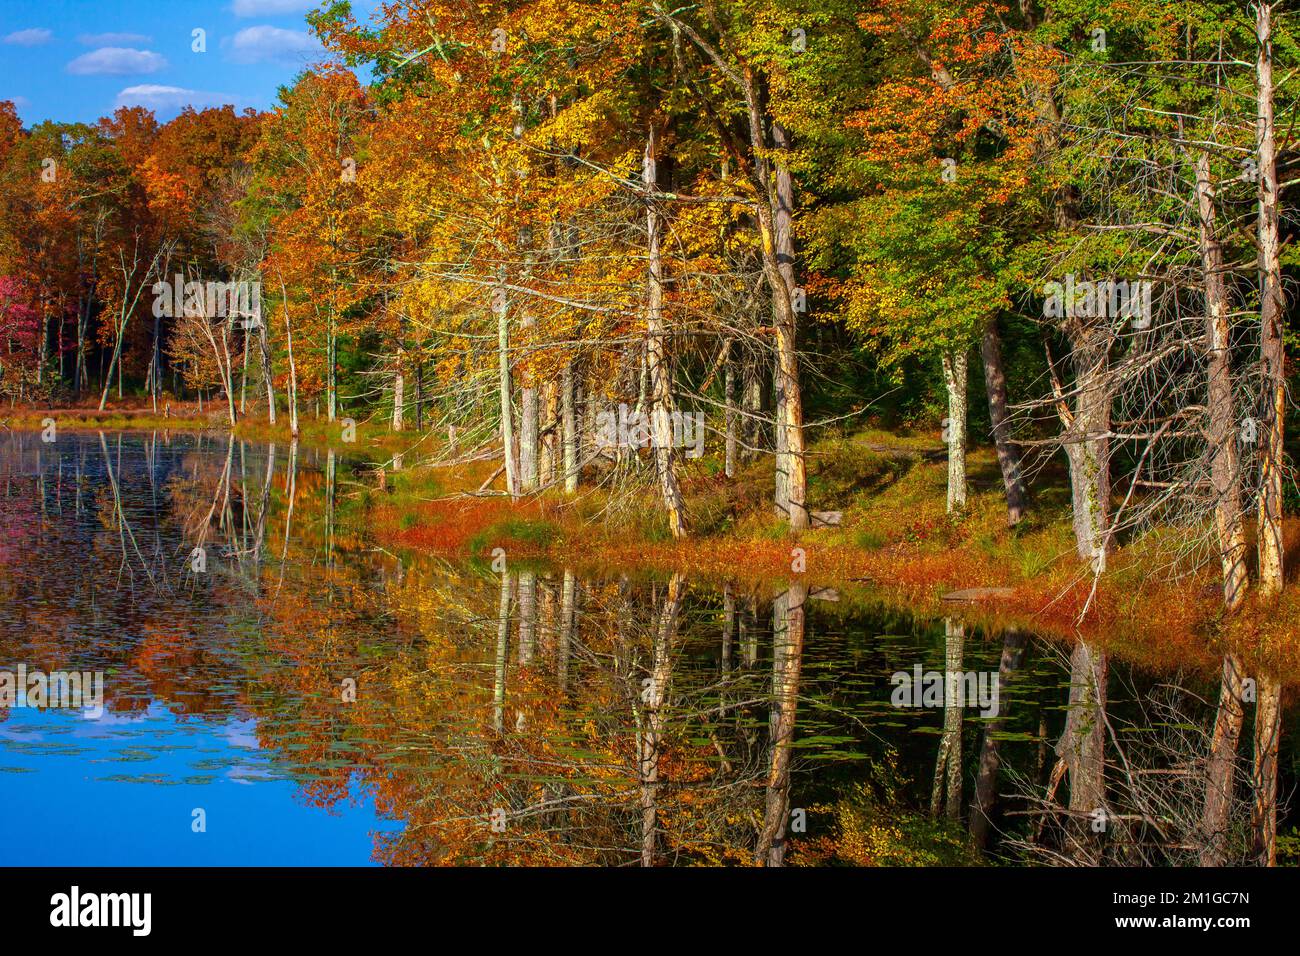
[0,0,382,126]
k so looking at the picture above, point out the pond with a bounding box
[0,431,1288,866]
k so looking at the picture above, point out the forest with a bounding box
[0,0,1298,869]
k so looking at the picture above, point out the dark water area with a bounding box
[0,431,1290,865]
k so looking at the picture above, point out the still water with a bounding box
[0,431,1286,865]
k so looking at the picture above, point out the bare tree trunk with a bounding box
[645,124,688,537]
[981,320,1027,524]
[519,311,538,493]
[239,325,249,416]
[755,582,808,865]
[942,350,968,512]
[497,288,519,498]
[257,315,276,425]
[724,353,738,478]
[541,380,558,485]
[769,119,807,529]
[1196,152,1250,611]
[1062,323,1112,569]
[1256,1,1285,599]
[392,347,405,432]
[561,361,578,494]
[1246,11,1285,870]
[742,357,762,461]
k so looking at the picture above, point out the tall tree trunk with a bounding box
[285,307,298,437]
[497,287,519,498]
[519,311,538,492]
[645,123,689,537]
[1256,1,1285,599]
[1249,9,1285,870]
[392,347,405,432]
[768,119,807,529]
[1062,322,1112,570]
[724,352,738,478]
[257,315,276,425]
[1195,152,1250,611]
[541,379,558,486]
[980,320,1027,524]
[942,350,968,512]
[742,356,762,461]
[561,360,578,494]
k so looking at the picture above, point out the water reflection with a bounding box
[0,432,1289,866]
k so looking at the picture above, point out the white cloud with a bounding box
[78,33,152,46]
[68,47,168,76]
[3,29,52,46]
[116,85,242,115]
[228,25,321,64]
[231,0,314,15]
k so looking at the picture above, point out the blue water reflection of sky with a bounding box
[0,704,402,865]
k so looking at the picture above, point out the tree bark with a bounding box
[1195,152,1249,611]
[497,285,519,498]
[1062,322,1112,569]
[942,350,968,512]
[519,311,539,493]
[392,347,405,432]
[980,320,1027,524]
[1256,1,1285,599]
[768,118,807,529]
[644,123,689,537]
[561,360,578,494]
[724,352,737,478]
[257,311,276,425]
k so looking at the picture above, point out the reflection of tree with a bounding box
[930,617,963,822]
[755,582,807,866]
[969,628,1027,850]
[1013,666,1266,866]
